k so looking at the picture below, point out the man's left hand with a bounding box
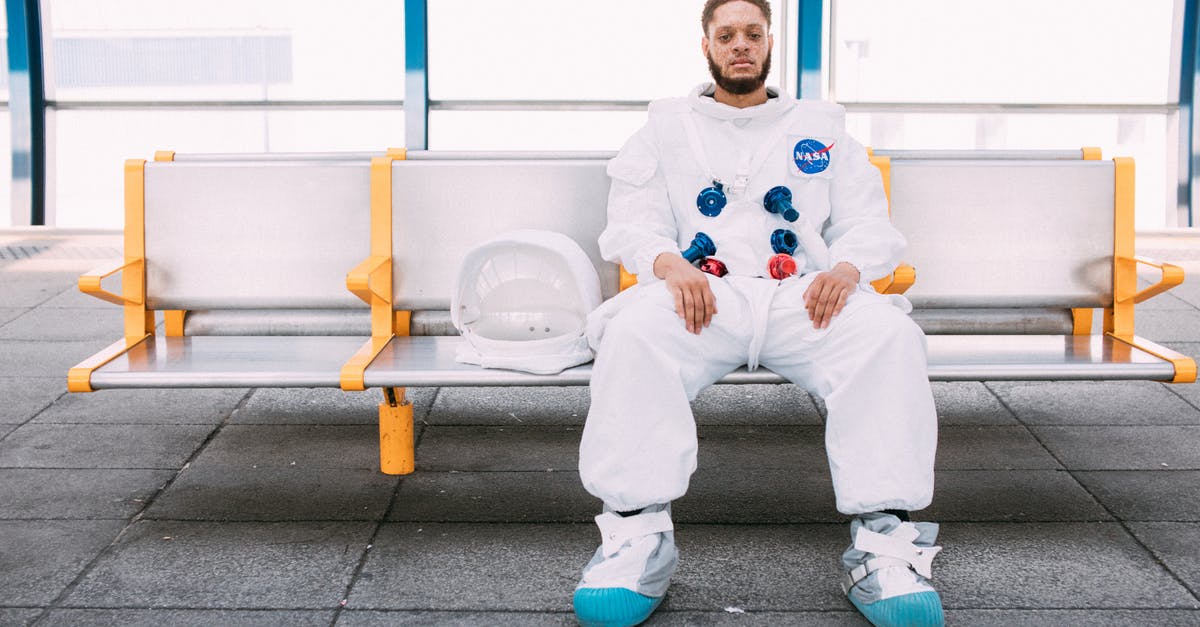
[803,262,861,329]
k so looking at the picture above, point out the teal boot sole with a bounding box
[573,587,664,627]
[849,590,944,627]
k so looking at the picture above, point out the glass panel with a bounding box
[52,108,404,228]
[847,111,1173,229]
[430,110,645,151]
[0,6,8,102]
[44,0,404,102]
[0,109,11,227]
[429,0,785,101]
[833,0,1173,104]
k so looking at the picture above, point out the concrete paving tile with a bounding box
[931,382,1016,426]
[0,423,214,469]
[1030,426,1200,470]
[1163,342,1200,410]
[349,522,590,611]
[62,520,374,609]
[337,609,575,626]
[39,609,336,627]
[0,519,125,605]
[146,466,397,521]
[938,522,1198,609]
[1126,522,1200,594]
[1137,309,1200,343]
[388,468,845,525]
[194,425,382,470]
[389,471,593,523]
[0,307,122,340]
[678,467,841,523]
[1,258,111,273]
[0,339,113,377]
[38,282,126,308]
[0,609,41,627]
[0,276,78,308]
[936,426,1060,470]
[945,609,1200,626]
[662,524,849,611]
[1168,279,1200,309]
[235,387,431,425]
[0,423,16,440]
[427,386,588,426]
[338,609,864,626]
[0,469,172,519]
[0,307,26,326]
[415,425,581,472]
[648,612,864,626]
[1074,471,1200,521]
[0,376,65,423]
[697,427,829,472]
[416,425,838,474]
[35,388,247,424]
[926,470,1110,522]
[988,380,1200,426]
[692,384,822,426]
[1136,291,1197,310]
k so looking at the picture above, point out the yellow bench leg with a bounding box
[379,387,415,475]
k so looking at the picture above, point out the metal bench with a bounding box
[67,151,375,391]
[68,147,1195,476]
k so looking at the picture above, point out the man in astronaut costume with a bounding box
[572,1,942,626]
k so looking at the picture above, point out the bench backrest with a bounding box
[142,157,372,310]
[389,158,616,310]
[888,159,1115,308]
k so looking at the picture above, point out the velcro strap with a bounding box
[595,510,674,558]
[842,556,912,593]
[853,525,942,580]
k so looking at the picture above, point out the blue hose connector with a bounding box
[696,185,727,217]
[771,228,798,255]
[764,185,800,222]
[681,232,716,263]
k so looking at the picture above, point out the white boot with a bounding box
[842,512,944,627]
[573,503,677,627]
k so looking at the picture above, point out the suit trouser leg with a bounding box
[759,287,937,515]
[580,279,751,513]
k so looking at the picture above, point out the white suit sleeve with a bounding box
[597,125,679,281]
[822,133,906,282]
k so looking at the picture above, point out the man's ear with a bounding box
[701,36,710,58]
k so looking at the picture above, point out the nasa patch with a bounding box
[792,138,834,175]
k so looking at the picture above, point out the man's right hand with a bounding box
[654,253,717,335]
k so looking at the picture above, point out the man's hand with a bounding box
[803,262,860,329]
[654,253,716,335]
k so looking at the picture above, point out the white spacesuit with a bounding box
[573,83,941,627]
[581,82,937,514]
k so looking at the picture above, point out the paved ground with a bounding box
[1,229,1199,626]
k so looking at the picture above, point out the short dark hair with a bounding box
[701,0,772,35]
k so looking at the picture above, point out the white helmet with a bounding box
[452,229,603,375]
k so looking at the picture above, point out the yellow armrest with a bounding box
[871,263,916,295]
[1118,255,1184,304]
[347,255,392,305]
[618,265,637,292]
[79,259,144,306]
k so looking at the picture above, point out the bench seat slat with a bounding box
[86,333,1178,390]
[359,335,1178,387]
[89,336,368,389]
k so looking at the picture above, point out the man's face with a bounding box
[702,1,773,95]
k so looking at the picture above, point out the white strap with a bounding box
[842,556,913,593]
[853,525,942,580]
[595,510,674,558]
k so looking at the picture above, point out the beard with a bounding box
[707,49,772,95]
